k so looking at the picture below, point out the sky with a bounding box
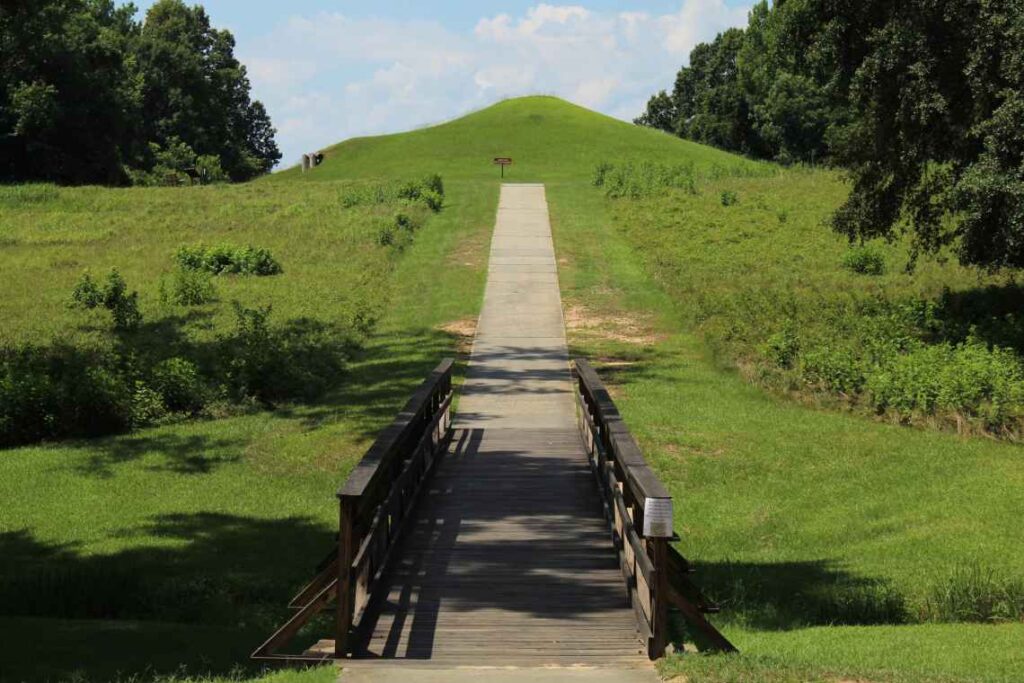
[133,1,754,168]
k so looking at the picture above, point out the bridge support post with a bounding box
[650,538,669,659]
[335,499,356,658]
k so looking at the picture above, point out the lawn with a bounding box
[0,174,495,680]
[2,96,1022,683]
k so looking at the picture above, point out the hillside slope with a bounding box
[275,95,758,182]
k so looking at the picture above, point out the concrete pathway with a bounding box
[344,184,656,680]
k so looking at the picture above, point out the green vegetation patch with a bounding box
[598,166,1024,437]
[175,244,283,276]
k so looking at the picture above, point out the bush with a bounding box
[720,190,739,206]
[0,345,134,447]
[764,324,800,368]
[800,346,866,394]
[341,174,446,212]
[865,338,1024,424]
[220,304,349,406]
[70,269,142,331]
[150,357,207,414]
[175,244,282,276]
[420,189,443,212]
[842,245,887,275]
[161,269,216,306]
[130,381,167,427]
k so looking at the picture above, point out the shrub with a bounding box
[70,269,142,331]
[592,161,613,187]
[337,174,446,212]
[800,347,865,394]
[0,345,134,447]
[161,269,216,306]
[150,357,207,414]
[130,381,167,427]
[422,173,444,197]
[720,190,739,206]
[865,338,1024,423]
[220,304,348,405]
[175,244,282,276]
[764,324,800,368]
[842,245,887,275]
[377,225,395,246]
[420,189,443,212]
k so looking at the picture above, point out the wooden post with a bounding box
[650,538,669,659]
[335,499,356,657]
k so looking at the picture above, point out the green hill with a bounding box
[275,95,759,182]
[1,96,1022,683]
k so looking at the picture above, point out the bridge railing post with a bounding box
[650,537,669,659]
[335,498,356,657]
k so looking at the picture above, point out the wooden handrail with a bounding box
[253,359,455,662]
[572,358,735,659]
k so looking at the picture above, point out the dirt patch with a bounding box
[564,303,664,347]
[437,318,477,355]
[447,231,489,269]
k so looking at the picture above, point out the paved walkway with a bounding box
[348,185,653,676]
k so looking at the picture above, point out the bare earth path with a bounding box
[344,185,655,680]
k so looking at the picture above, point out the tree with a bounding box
[830,0,1024,269]
[0,0,280,184]
[132,0,280,181]
[0,0,141,183]
[634,91,676,133]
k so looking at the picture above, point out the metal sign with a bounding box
[642,497,673,538]
[493,157,512,178]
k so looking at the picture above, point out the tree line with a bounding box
[1,0,281,185]
[637,0,1024,270]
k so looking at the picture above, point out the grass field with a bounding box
[2,97,1023,682]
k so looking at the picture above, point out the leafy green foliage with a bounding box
[339,174,447,212]
[841,246,886,275]
[220,304,350,406]
[175,245,282,276]
[720,189,739,206]
[161,270,217,306]
[70,269,142,331]
[150,357,208,414]
[0,0,280,185]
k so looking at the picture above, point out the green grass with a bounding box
[543,149,1024,679]
[2,96,1023,682]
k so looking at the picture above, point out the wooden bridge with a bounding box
[252,185,733,670]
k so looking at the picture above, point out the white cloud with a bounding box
[244,2,752,168]
[660,0,750,54]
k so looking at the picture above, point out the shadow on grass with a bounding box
[0,514,335,682]
[927,283,1024,354]
[692,559,908,631]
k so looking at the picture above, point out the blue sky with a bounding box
[133,1,754,167]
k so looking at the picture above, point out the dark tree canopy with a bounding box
[0,0,280,184]
[636,0,1024,270]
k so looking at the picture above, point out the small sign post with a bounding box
[642,497,674,538]
[493,157,512,178]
